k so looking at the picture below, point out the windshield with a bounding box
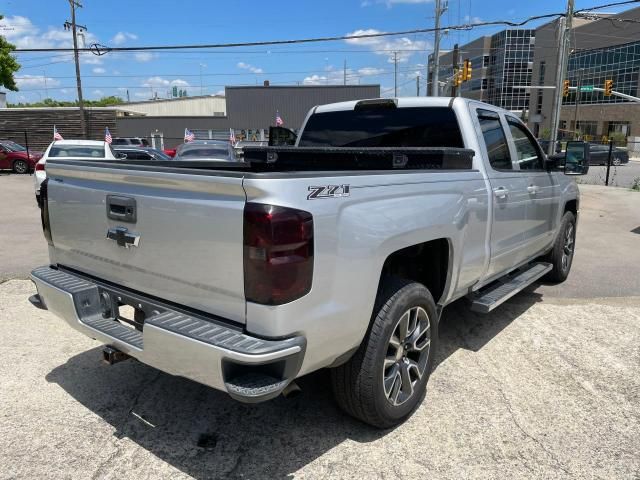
[298,106,464,148]
[49,145,106,158]
[2,141,27,152]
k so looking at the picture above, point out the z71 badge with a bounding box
[307,184,351,200]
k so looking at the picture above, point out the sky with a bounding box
[0,0,633,103]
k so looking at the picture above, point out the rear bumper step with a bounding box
[30,266,305,403]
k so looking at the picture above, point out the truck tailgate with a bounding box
[45,162,247,323]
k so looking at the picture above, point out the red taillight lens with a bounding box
[35,162,45,171]
[244,203,313,305]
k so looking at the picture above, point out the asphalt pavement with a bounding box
[0,173,639,479]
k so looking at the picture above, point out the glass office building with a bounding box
[486,30,536,111]
[566,41,640,106]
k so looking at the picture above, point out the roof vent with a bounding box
[264,80,270,87]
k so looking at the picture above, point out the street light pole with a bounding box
[431,0,447,96]
[573,69,583,139]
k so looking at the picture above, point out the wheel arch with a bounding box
[377,238,452,307]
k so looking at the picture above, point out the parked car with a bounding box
[112,146,171,161]
[30,97,588,428]
[34,140,122,204]
[0,140,43,173]
[550,142,629,166]
[537,139,562,154]
[174,140,236,161]
[111,137,150,147]
[163,148,177,158]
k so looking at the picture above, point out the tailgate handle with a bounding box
[106,195,137,223]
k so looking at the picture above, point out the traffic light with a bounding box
[604,79,613,96]
[463,59,472,81]
[563,80,570,97]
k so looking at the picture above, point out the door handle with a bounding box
[527,185,540,195]
[493,187,509,199]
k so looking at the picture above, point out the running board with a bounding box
[469,262,552,313]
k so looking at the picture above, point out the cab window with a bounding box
[477,109,512,170]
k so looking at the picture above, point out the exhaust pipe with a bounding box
[282,381,301,399]
[102,346,130,365]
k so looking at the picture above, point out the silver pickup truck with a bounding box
[30,97,589,428]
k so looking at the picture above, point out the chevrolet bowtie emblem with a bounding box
[106,226,140,248]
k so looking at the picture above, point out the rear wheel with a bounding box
[331,278,438,428]
[13,159,28,174]
[545,211,576,283]
[612,157,622,166]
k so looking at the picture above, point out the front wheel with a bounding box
[545,211,576,283]
[13,159,29,174]
[612,157,622,166]
[331,279,438,428]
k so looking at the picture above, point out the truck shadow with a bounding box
[45,292,543,479]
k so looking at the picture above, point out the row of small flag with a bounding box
[53,125,112,144]
[53,111,284,146]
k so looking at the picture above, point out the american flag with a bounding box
[53,125,63,141]
[104,127,112,144]
[275,111,283,126]
[184,128,195,142]
[229,128,236,146]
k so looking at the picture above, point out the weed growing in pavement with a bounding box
[631,177,640,192]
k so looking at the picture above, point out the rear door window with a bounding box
[298,106,464,148]
[477,110,512,170]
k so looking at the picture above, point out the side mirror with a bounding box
[268,126,297,146]
[116,152,127,160]
[564,141,590,175]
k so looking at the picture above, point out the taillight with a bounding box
[35,162,45,171]
[40,179,53,245]
[243,203,313,305]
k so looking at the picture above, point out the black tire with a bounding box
[331,278,438,428]
[545,211,576,283]
[13,159,29,174]
[612,157,622,166]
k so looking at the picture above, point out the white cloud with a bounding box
[142,77,190,88]
[134,52,155,62]
[92,89,104,96]
[15,74,60,88]
[237,62,264,74]
[111,31,138,45]
[345,28,430,63]
[214,89,225,96]
[134,91,149,98]
[1,15,98,51]
[302,74,327,85]
[357,67,385,76]
[463,15,484,25]
[92,67,106,74]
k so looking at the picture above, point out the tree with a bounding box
[0,15,21,91]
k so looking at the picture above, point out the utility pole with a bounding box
[64,1,87,139]
[572,69,583,139]
[43,70,49,99]
[451,43,460,97]
[431,0,447,96]
[416,75,420,96]
[548,0,575,155]
[394,51,398,97]
[344,59,347,85]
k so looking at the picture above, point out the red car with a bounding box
[163,148,177,158]
[0,140,43,173]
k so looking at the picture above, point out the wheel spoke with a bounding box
[397,311,410,341]
[399,362,414,399]
[384,356,396,369]
[384,364,399,396]
[390,371,402,404]
[388,334,401,349]
[407,359,423,381]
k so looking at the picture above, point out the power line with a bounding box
[13,12,567,54]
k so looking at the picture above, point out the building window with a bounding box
[608,121,631,136]
[483,55,490,68]
[576,120,598,138]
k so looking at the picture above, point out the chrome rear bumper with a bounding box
[30,266,305,403]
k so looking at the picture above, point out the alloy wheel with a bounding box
[561,223,575,272]
[383,306,431,406]
[14,160,28,174]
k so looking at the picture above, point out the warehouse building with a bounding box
[116,84,380,149]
